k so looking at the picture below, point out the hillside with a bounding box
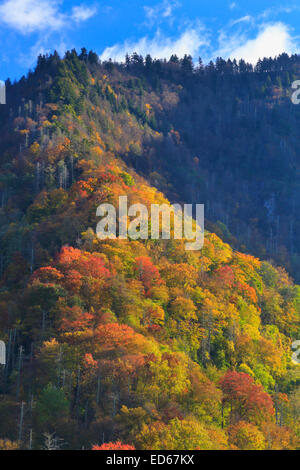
[0,50,299,450]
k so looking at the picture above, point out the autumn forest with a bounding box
[0,49,299,450]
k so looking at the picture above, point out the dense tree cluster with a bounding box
[0,50,299,449]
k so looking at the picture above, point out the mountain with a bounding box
[0,49,299,450]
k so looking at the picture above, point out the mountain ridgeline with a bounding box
[0,49,299,450]
[2,50,300,279]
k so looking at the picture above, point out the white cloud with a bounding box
[230,15,252,27]
[19,34,68,66]
[0,0,96,34]
[144,0,180,25]
[100,28,208,62]
[72,5,97,22]
[100,20,298,65]
[260,5,300,19]
[229,2,237,9]
[0,0,64,32]
[215,22,298,64]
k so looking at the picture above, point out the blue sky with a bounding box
[1,0,300,80]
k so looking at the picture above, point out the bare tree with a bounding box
[43,433,64,450]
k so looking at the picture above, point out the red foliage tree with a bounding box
[135,257,162,296]
[92,442,135,450]
[219,370,274,425]
[31,266,64,284]
[57,246,110,280]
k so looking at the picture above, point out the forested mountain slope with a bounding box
[0,50,299,450]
